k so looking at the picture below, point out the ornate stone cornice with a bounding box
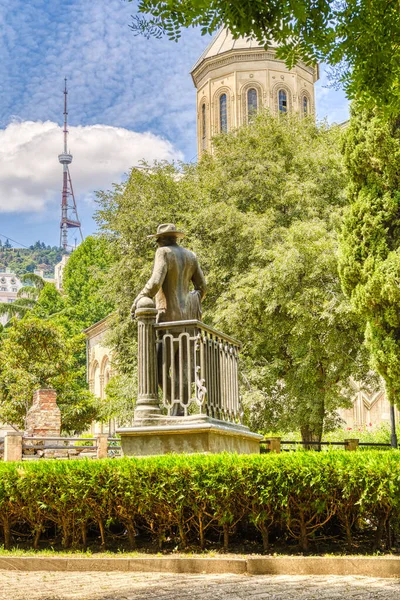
[192,49,317,88]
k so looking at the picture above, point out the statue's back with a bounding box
[156,245,202,322]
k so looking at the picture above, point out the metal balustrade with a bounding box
[155,320,242,423]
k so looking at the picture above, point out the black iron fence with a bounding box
[260,438,392,453]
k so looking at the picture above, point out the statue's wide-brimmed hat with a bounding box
[147,223,186,239]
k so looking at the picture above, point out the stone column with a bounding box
[265,437,281,454]
[134,297,161,421]
[96,433,109,459]
[345,438,359,451]
[4,431,23,462]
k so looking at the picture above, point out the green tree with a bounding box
[339,105,400,406]
[96,112,367,440]
[0,317,99,431]
[62,236,115,329]
[131,0,400,112]
[0,274,64,324]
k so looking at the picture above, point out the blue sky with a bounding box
[0,0,349,249]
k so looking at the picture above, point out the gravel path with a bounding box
[0,572,400,600]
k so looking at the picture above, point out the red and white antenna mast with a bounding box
[58,78,83,251]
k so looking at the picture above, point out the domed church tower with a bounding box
[191,29,319,156]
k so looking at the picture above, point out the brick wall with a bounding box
[25,389,61,436]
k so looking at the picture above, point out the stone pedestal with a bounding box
[118,416,262,456]
[25,389,61,437]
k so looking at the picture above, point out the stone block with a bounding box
[246,556,400,578]
[127,557,247,574]
[66,558,130,572]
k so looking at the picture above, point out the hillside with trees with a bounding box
[0,240,64,276]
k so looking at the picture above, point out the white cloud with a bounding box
[0,0,210,162]
[0,120,182,214]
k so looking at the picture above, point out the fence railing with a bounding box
[155,320,242,423]
[0,433,121,462]
[260,437,393,453]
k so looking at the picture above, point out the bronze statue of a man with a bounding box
[132,223,206,321]
[133,224,206,417]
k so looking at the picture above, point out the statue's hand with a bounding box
[131,296,140,318]
[131,295,156,317]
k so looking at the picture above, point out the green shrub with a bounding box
[0,452,399,553]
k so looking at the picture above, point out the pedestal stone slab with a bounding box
[118,416,262,456]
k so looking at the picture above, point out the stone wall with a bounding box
[84,315,114,434]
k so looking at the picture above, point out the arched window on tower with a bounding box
[219,93,228,133]
[201,103,207,150]
[303,95,309,117]
[247,88,258,121]
[278,89,288,113]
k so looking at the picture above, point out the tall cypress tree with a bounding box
[339,105,400,406]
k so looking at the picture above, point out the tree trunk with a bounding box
[223,523,229,551]
[199,513,205,550]
[3,520,11,550]
[385,518,393,551]
[344,516,353,548]
[259,523,269,553]
[299,511,309,551]
[301,394,325,451]
[81,521,87,550]
[178,518,187,549]
[373,515,388,551]
[33,524,42,550]
[62,521,71,549]
[98,519,106,548]
[126,522,136,550]
[300,425,322,451]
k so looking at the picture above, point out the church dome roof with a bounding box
[191,28,278,73]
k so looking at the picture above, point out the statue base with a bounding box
[117,415,262,456]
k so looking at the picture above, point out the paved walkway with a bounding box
[0,572,399,600]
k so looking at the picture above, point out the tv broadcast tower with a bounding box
[58,78,83,251]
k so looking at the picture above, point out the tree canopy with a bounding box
[62,235,115,330]
[0,249,111,432]
[339,104,400,406]
[0,317,98,431]
[130,0,400,112]
[96,112,368,440]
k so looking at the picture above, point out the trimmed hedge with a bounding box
[0,452,399,552]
